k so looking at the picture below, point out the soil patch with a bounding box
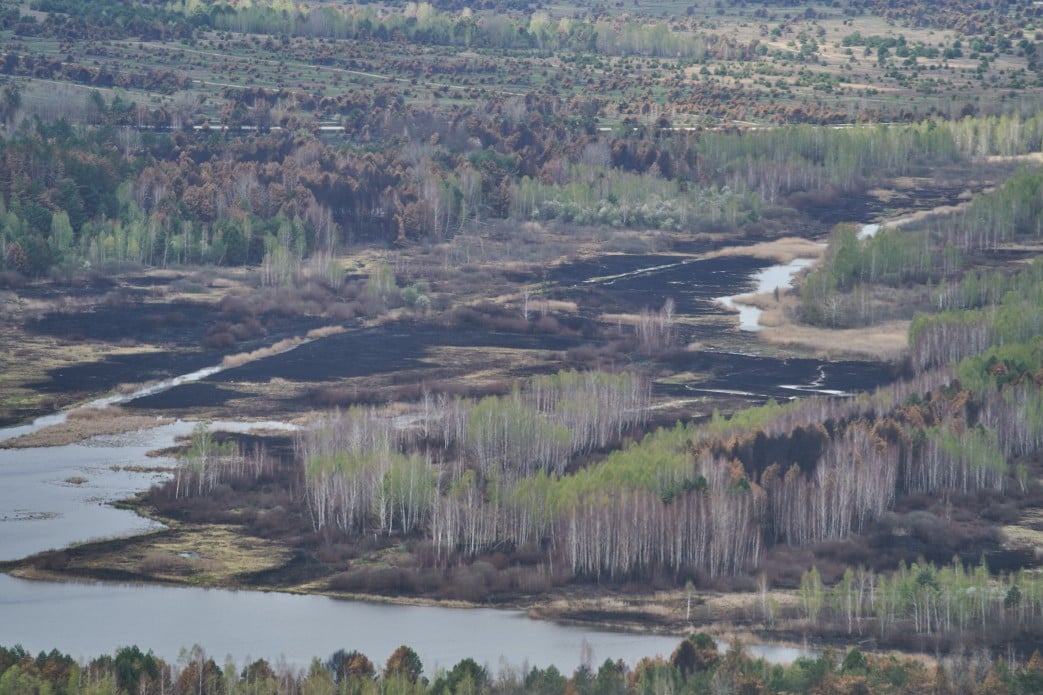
[204,323,582,385]
[27,301,217,347]
[791,179,995,229]
[656,351,897,403]
[27,348,221,396]
[549,254,768,318]
[125,382,241,410]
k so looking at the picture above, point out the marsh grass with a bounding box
[759,320,911,361]
[221,337,306,369]
[90,524,294,588]
[0,407,174,449]
[707,237,826,264]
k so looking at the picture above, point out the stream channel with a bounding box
[0,228,904,671]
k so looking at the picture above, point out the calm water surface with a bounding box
[0,574,702,673]
[0,414,699,673]
[0,420,293,562]
[715,257,816,332]
[0,575,815,672]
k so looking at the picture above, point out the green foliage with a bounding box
[30,0,202,39]
[959,340,1043,393]
[382,454,437,533]
[935,424,1007,486]
[431,658,486,695]
[384,646,423,684]
[840,648,868,675]
[400,283,431,312]
[801,223,935,327]
[365,263,398,306]
[947,166,1043,249]
[800,566,825,623]
[705,398,791,437]
[212,3,729,59]
[113,646,161,694]
[524,665,567,695]
[511,421,695,513]
[698,120,962,187]
[512,168,754,231]
[908,308,983,346]
[467,391,572,476]
[7,610,1043,694]
[183,423,235,470]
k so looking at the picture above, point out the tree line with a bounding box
[149,248,1043,602]
[210,2,758,60]
[3,637,1043,695]
[298,371,651,546]
[790,558,1043,643]
[286,351,1034,584]
[800,160,1043,329]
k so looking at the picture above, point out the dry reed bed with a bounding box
[705,237,827,265]
[758,320,911,362]
[0,407,175,449]
[220,325,345,369]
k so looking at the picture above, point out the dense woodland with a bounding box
[3,639,1043,695]
[4,101,1043,277]
[4,0,1043,277]
[801,163,1043,328]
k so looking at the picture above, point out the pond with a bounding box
[0,418,293,563]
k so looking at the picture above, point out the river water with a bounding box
[0,574,693,674]
[715,258,816,332]
[857,217,916,240]
[0,419,294,562]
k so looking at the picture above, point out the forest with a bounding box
[4,0,1043,676]
[2,638,1043,695]
[4,0,1043,277]
[3,102,1041,276]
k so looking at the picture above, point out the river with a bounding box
[0,386,702,673]
[0,573,694,674]
[715,257,816,332]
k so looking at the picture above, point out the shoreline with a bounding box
[0,562,830,661]
[0,560,927,665]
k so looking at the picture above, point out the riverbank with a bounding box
[0,572,691,674]
[0,545,938,665]
[1,169,998,433]
[0,542,829,665]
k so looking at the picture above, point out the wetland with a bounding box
[4,1,1043,685]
